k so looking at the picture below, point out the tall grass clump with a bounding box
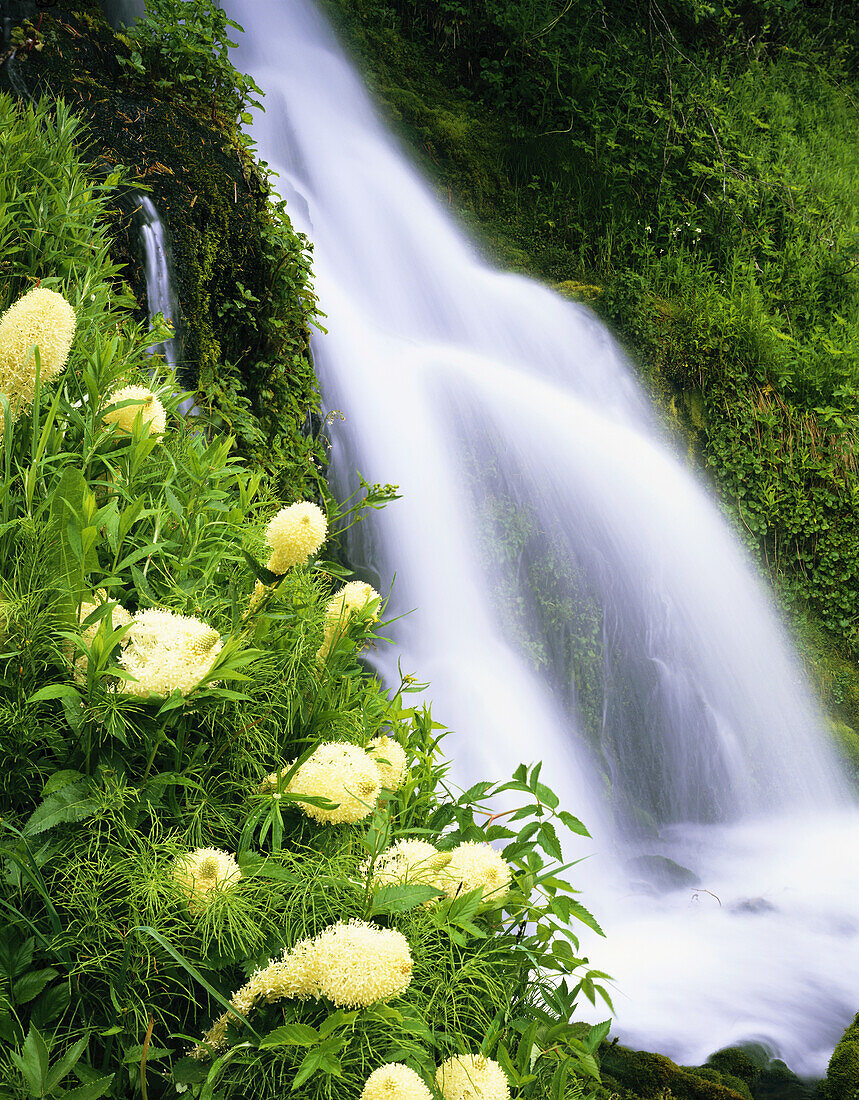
[0,92,610,1099]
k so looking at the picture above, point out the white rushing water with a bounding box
[116,0,857,1074]
[132,194,197,413]
[134,195,182,369]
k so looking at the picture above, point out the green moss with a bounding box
[825,1012,859,1100]
[705,1048,763,1088]
[599,1044,749,1100]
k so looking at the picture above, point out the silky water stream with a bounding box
[117,0,859,1075]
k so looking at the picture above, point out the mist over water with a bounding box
[116,0,858,1073]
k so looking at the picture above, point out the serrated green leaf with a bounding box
[22,784,97,838]
[259,1023,319,1048]
[63,1074,115,1100]
[369,883,442,915]
[13,967,58,1005]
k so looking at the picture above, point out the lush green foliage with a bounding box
[118,0,263,134]
[20,2,324,488]
[0,93,609,1099]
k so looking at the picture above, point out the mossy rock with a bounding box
[686,1067,752,1099]
[825,1011,859,1100]
[705,1048,764,1088]
[599,1043,749,1100]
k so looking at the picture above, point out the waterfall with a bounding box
[132,194,196,414]
[222,0,859,1074]
[134,195,181,369]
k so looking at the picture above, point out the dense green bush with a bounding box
[0,93,610,1099]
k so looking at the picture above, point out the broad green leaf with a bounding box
[259,1023,319,1048]
[22,784,98,838]
[63,1074,115,1100]
[45,1035,88,1092]
[369,884,442,915]
[21,1025,49,1095]
[13,967,58,1005]
[27,684,83,705]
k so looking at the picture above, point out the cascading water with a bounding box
[134,195,182,370]
[234,0,857,1074]
[131,194,197,413]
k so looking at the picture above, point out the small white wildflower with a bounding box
[368,838,450,889]
[316,580,381,662]
[262,741,382,825]
[313,920,412,1008]
[367,735,407,790]
[173,847,241,912]
[118,608,223,698]
[440,842,512,904]
[0,287,76,409]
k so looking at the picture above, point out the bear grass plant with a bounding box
[0,95,611,1099]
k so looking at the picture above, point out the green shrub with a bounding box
[0,92,609,1099]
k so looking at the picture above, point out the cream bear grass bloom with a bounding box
[264,500,327,574]
[367,734,407,790]
[262,741,382,825]
[369,839,451,893]
[197,936,318,1055]
[102,384,167,436]
[72,591,132,682]
[316,580,381,662]
[440,842,512,904]
[0,287,76,408]
[173,848,241,912]
[312,920,412,1009]
[118,608,223,698]
[436,1055,511,1100]
[361,1064,433,1100]
[198,920,411,1053]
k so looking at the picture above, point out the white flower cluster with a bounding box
[436,1055,510,1100]
[198,920,412,1054]
[369,839,451,893]
[173,847,241,913]
[264,500,327,574]
[361,1063,433,1100]
[369,839,510,905]
[261,741,383,825]
[118,608,223,698]
[72,590,132,682]
[0,287,76,404]
[367,734,408,790]
[102,383,167,436]
[316,580,381,662]
[0,287,76,434]
[443,841,512,903]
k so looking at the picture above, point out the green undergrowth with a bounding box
[5,0,324,488]
[0,92,611,1099]
[325,0,859,756]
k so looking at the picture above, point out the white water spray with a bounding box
[230,0,856,1073]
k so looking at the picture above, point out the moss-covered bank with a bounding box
[1,0,324,492]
